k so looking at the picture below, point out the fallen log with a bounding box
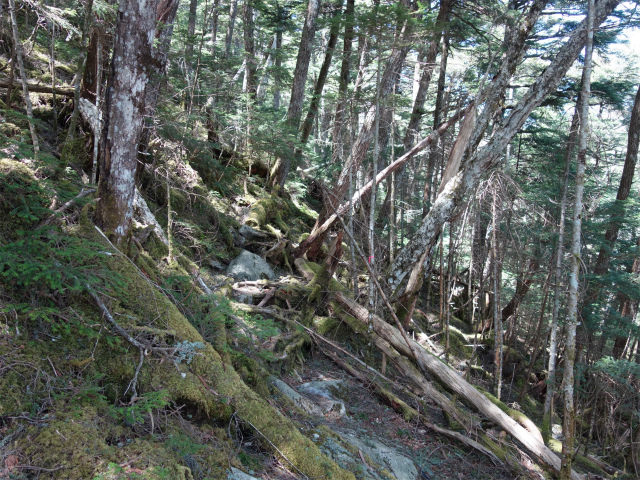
[0,80,75,96]
[325,349,504,467]
[332,289,581,480]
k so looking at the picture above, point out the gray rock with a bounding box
[269,377,325,417]
[297,380,348,417]
[209,259,226,270]
[239,224,269,241]
[227,250,276,281]
[227,467,259,480]
[341,433,418,480]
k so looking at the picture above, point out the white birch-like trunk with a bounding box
[560,0,594,477]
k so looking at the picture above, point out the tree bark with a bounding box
[136,0,180,180]
[387,0,619,297]
[185,0,198,59]
[225,0,237,56]
[543,97,581,444]
[8,0,40,157]
[299,1,343,144]
[331,0,355,164]
[243,0,257,98]
[561,0,594,476]
[95,0,160,246]
[269,0,321,190]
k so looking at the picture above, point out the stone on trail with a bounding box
[227,250,276,281]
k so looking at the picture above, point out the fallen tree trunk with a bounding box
[325,350,504,466]
[332,289,581,480]
[0,79,75,96]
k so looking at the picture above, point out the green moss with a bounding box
[313,315,339,335]
[60,135,89,168]
[246,198,279,229]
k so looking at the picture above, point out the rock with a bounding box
[269,377,325,417]
[209,259,225,270]
[227,467,259,480]
[227,250,276,281]
[297,380,347,418]
[239,224,269,241]
[341,433,418,480]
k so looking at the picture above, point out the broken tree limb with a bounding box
[332,290,581,480]
[0,80,75,96]
[294,102,473,258]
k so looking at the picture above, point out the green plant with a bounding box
[111,390,170,427]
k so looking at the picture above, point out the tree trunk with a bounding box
[543,97,581,444]
[387,0,618,298]
[136,0,180,181]
[65,0,93,145]
[243,0,257,98]
[299,1,415,257]
[225,0,237,56]
[299,1,342,144]
[185,0,198,59]
[95,0,160,246]
[561,0,594,476]
[8,0,40,157]
[422,34,449,216]
[402,0,451,152]
[269,0,321,190]
[331,0,355,164]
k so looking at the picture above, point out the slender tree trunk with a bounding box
[65,0,93,145]
[492,186,503,399]
[543,99,581,444]
[402,0,451,152]
[225,0,237,56]
[560,0,594,477]
[8,0,39,157]
[210,0,219,56]
[300,1,342,144]
[185,0,198,59]
[423,34,449,216]
[243,0,257,98]
[331,0,355,164]
[95,0,160,246]
[273,20,283,109]
[91,32,102,184]
[269,0,321,190]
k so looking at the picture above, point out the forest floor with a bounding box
[274,353,515,480]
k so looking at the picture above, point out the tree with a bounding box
[268,0,321,190]
[95,0,160,245]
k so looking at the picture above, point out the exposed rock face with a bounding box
[297,380,348,417]
[227,250,276,281]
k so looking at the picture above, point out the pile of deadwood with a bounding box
[229,254,588,480]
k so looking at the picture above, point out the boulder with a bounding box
[297,380,348,418]
[227,250,276,281]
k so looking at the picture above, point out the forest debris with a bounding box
[331,290,581,480]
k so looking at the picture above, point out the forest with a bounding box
[0,0,639,478]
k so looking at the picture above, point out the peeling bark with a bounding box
[96,0,160,246]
